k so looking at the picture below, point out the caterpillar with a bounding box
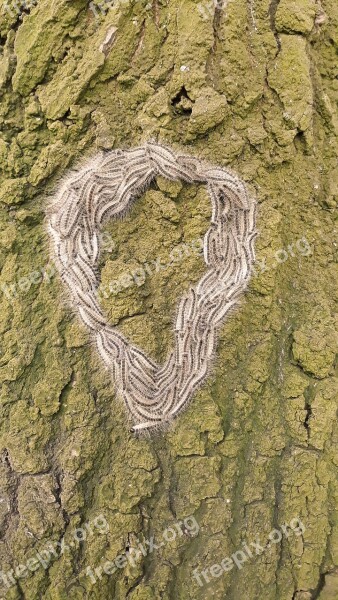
[47,142,256,433]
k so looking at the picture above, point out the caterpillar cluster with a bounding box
[47,142,256,432]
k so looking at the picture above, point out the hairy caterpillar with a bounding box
[47,142,256,433]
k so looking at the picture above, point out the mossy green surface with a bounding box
[0,0,337,599]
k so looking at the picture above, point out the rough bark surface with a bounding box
[0,0,337,599]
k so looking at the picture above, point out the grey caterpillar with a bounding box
[46,142,257,433]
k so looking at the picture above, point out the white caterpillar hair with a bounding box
[47,142,257,433]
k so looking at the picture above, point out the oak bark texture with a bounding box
[0,1,337,599]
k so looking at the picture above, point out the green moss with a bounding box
[0,177,28,204]
[275,0,317,35]
[0,0,336,598]
[174,456,222,515]
[12,0,87,96]
[292,320,336,379]
[100,182,210,361]
[268,35,313,134]
[318,574,338,600]
[187,88,228,138]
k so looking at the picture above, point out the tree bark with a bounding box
[0,0,337,599]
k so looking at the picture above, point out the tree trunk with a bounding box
[0,0,337,599]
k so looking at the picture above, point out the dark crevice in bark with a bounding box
[131,19,146,63]
[204,1,224,88]
[167,467,177,520]
[126,571,146,598]
[171,86,191,105]
[310,572,327,599]
[1,449,20,536]
[310,568,338,599]
[302,381,315,439]
[268,0,281,53]
[0,3,35,38]
[54,470,70,527]
[171,86,193,115]
[303,400,312,435]
[212,1,225,51]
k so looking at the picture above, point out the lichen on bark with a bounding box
[0,0,337,599]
